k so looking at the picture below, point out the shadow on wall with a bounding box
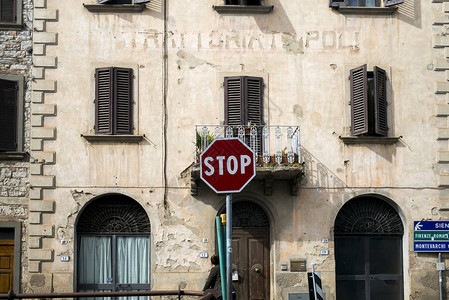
[254,0,296,34]
[301,147,347,189]
[397,0,421,29]
[144,0,164,20]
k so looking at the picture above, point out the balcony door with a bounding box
[224,76,263,154]
[77,194,151,300]
[334,196,404,300]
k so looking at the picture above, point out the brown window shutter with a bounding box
[384,0,404,7]
[113,68,133,134]
[245,76,263,125]
[95,68,114,134]
[350,65,369,136]
[0,0,16,23]
[224,76,244,126]
[374,66,388,136]
[329,0,347,7]
[0,79,18,151]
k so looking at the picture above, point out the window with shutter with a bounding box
[0,78,18,152]
[0,0,22,28]
[224,76,263,126]
[350,65,388,137]
[224,76,263,154]
[95,67,133,135]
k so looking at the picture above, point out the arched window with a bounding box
[334,196,404,300]
[76,194,151,299]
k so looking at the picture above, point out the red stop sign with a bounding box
[200,138,256,193]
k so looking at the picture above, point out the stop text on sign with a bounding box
[203,155,252,176]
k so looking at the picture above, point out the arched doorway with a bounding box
[76,194,151,299]
[220,201,270,300]
[334,196,404,300]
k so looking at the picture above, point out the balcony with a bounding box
[190,125,304,196]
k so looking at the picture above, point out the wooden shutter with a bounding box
[329,0,348,7]
[0,79,18,152]
[95,68,114,134]
[374,66,387,136]
[113,68,133,134]
[225,77,244,125]
[246,77,263,125]
[350,65,369,136]
[0,0,16,23]
[384,0,404,7]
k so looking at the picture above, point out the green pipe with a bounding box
[216,216,227,300]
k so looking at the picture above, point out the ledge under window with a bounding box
[83,4,145,12]
[0,152,28,161]
[81,134,144,143]
[213,5,274,14]
[340,136,400,145]
[337,6,397,15]
[0,24,23,30]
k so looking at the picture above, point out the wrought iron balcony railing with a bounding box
[194,125,301,165]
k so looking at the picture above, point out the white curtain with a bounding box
[79,237,112,284]
[117,237,150,284]
[117,237,150,300]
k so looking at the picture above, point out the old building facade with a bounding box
[2,0,449,299]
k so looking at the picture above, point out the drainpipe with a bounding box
[162,0,168,210]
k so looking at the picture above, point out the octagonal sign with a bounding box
[200,138,256,194]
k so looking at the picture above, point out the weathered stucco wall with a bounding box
[23,0,449,299]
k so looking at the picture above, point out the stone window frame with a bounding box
[0,0,23,30]
[0,74,25,158]
[0,222,22,292]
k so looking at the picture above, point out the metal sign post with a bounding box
[226,194,232,300]
[199,138,256,300]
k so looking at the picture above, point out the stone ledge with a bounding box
[213,5,274,14]
[337,6,396,15]
[0,152,28,161]
[83,4,145,12]
[0,24,23,30]
[339,136,400,145]
[81,134,144,143]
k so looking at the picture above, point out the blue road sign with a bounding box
[414,221,449,252]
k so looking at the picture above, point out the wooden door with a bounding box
[0,240,14,293]
[232,228,270,300]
